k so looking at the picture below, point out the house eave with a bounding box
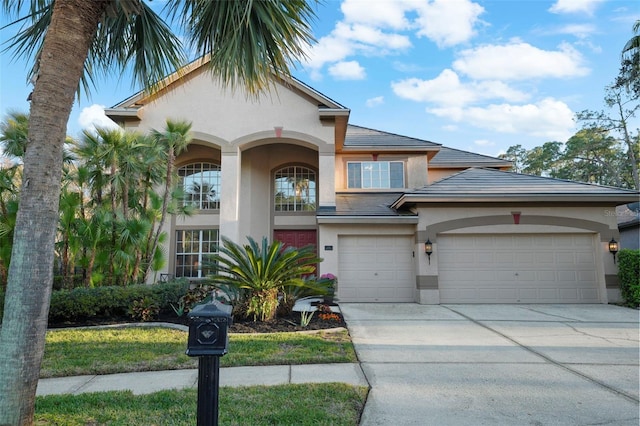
[317,215,419,224]
[104,107,143,121]
[318,108,351,117]
[391,194,640,209]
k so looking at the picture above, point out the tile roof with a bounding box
[429,146,512,168]
[392,168,640,206]
[345,125,440,149]
[318,193,412,216]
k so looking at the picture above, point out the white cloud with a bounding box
[474,139,495,147]
[549,0,606,15]
[302,0,485,77]
[414,0,485,48]
[328,61,367,80]
[340,0,413,30]
[333,22,412,51]
[366,96,385,107]
[391,69,529,107]
[428,98,576,140]
[548,24,596,39]
[453,41,590,81]
[78,104,119,133]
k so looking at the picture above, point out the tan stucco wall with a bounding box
[126,70,335,148]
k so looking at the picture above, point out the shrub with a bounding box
[129,297,160,321]
[618,249,640,307]
[48,279,190,324]
[207,236,322,322]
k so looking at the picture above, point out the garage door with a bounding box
[338,235,415,302]
[438,234,600,303]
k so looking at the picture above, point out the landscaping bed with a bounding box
[47,306,347,333]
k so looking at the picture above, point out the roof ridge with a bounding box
[436,146,512,162]
[347,124,441,146]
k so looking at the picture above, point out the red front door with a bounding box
[273,230,317,251]
[273,230,318,276]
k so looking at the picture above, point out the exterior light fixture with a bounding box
[608,238,619,264]
[424,239,433,264]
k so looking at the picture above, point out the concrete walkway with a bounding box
[341,303,639,426]
[37,363,367,396]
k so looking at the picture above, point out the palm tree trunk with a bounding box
[0,1,108,424]
[144,148,174,282]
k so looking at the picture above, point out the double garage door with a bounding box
[338,233,601,304]
[338,235,415,302]
[438,234,601,303]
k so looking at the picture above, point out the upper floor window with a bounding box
[178,163,221,210]
[274,166,316,212]
[347,161,404,189]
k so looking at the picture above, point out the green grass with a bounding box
[42,327,357,378]
[36,384,369,425]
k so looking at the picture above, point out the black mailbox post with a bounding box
[186,301,233,426]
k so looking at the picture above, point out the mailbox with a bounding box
[186,301,233,357]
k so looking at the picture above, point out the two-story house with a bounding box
[106,59,638,305]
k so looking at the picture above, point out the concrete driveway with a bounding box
[340,304,639,426]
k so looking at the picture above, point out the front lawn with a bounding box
[36,384,368,425]
[41,327,357,378]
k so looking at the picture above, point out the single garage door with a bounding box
[338,235,415,302]
[438,234,600,303]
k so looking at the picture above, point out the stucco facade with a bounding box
[107,63,639,304]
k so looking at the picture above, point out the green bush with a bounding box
[618,249,640,307]
[48,279,190,324]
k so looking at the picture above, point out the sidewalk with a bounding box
[37,363,368,396]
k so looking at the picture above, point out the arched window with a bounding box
[178,163,221,209]
[274,165,316,212]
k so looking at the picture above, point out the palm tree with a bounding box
[622,20,640,60]
[0,111,29,160]
[620,20,640,97]
[0,1,317,423]
[144,119,192,282]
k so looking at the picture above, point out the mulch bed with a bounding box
[47,308,347,333]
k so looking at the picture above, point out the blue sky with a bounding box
[1,0,638,157]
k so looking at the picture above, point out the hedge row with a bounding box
[618,249,640,308]
[47,279,191,323]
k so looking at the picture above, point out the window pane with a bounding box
[347,161,404,189]
[390,162,404,188]
[274,166,316,212]
[347,163,361,188]
[179,163,221,210]
[175,229,219,278]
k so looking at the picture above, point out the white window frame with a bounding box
[178,162,221,210]
[175,229,218,278]
[347,161,405,189]
[274,165,317,212]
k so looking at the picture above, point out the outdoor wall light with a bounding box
[424,239,433,264]
[608,238,619,264]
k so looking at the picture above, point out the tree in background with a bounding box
[0,1,317,423]
[501,21,640,190]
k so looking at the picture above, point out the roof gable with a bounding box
[106,57,348,119]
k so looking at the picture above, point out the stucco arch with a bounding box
[189,131,228,149]
[424,214,617,241]
[232,130,333,153]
